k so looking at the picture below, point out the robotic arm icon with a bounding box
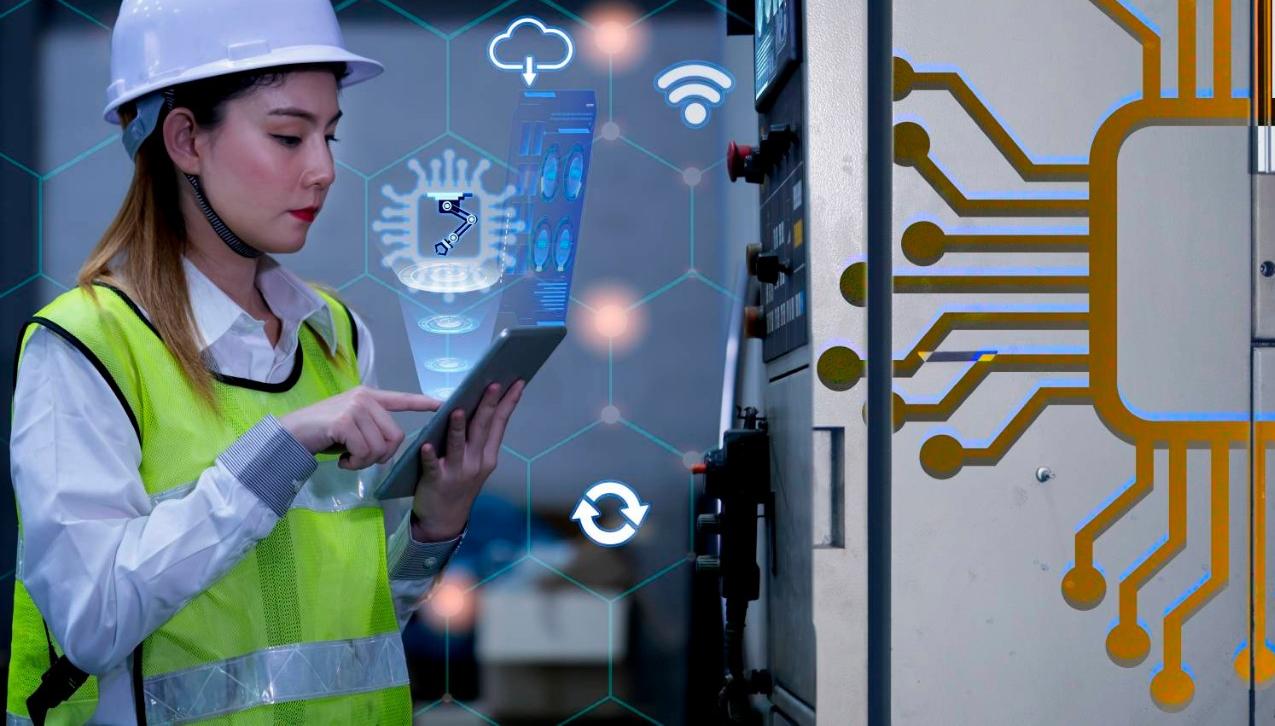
[427,191,478,256]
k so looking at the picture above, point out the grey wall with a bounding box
[1,1,757,723]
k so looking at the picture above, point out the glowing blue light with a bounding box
[425,357,472,373]
[418,314,480,335]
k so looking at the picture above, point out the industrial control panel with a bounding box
[713,0,866,723]
[733,0,807,363]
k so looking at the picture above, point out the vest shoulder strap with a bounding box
[15,283,364,444]
[16,285,148,442]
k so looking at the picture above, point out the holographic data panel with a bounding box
[387,91,595,399]
[494,89,597,330]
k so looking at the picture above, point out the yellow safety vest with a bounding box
[7,283,411,724]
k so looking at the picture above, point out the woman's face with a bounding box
[193,70,341,254]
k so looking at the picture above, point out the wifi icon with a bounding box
[654,61,736,129]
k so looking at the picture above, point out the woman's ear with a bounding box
[163,108,202,175]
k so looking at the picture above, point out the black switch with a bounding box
[752,252,792,285]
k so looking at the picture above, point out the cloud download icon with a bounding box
[488,16,575,87]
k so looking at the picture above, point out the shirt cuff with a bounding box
[386,512,464,581]
[218,415,317,518]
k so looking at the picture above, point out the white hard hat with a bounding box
[104,0,383,124]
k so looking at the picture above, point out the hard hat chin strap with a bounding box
[182,172,263,259]
[158,89,263,260]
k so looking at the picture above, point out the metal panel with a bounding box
[764,368,817,710]
[802,0,871,723]
[1252,346,1275,718]
[1256,175,1275,339]
[889,1,1251,723]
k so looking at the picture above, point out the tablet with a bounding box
[373,325,567,499]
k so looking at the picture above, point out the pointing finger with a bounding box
[369,389,443,413]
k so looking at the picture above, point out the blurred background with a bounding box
[0,0,759,723]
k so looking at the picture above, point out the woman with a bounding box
[6,1,522,723]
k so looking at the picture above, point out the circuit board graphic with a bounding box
[819,0,1263,712]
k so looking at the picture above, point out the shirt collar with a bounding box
[181,256,339,354]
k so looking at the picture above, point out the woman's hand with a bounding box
[279,385,442,470]
[412,380,526,541]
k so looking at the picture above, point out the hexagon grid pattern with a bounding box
[0,0,754,723]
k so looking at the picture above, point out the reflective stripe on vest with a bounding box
[142,633,408,725]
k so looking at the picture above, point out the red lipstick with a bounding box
[290,207,318,223]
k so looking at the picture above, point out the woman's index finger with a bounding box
[369,389,442,412]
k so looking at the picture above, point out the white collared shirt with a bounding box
[9,256,454,724]
[188,256,335,382]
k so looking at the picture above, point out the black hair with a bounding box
[170,61,351,128]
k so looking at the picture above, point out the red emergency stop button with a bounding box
[727,141,754,183]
